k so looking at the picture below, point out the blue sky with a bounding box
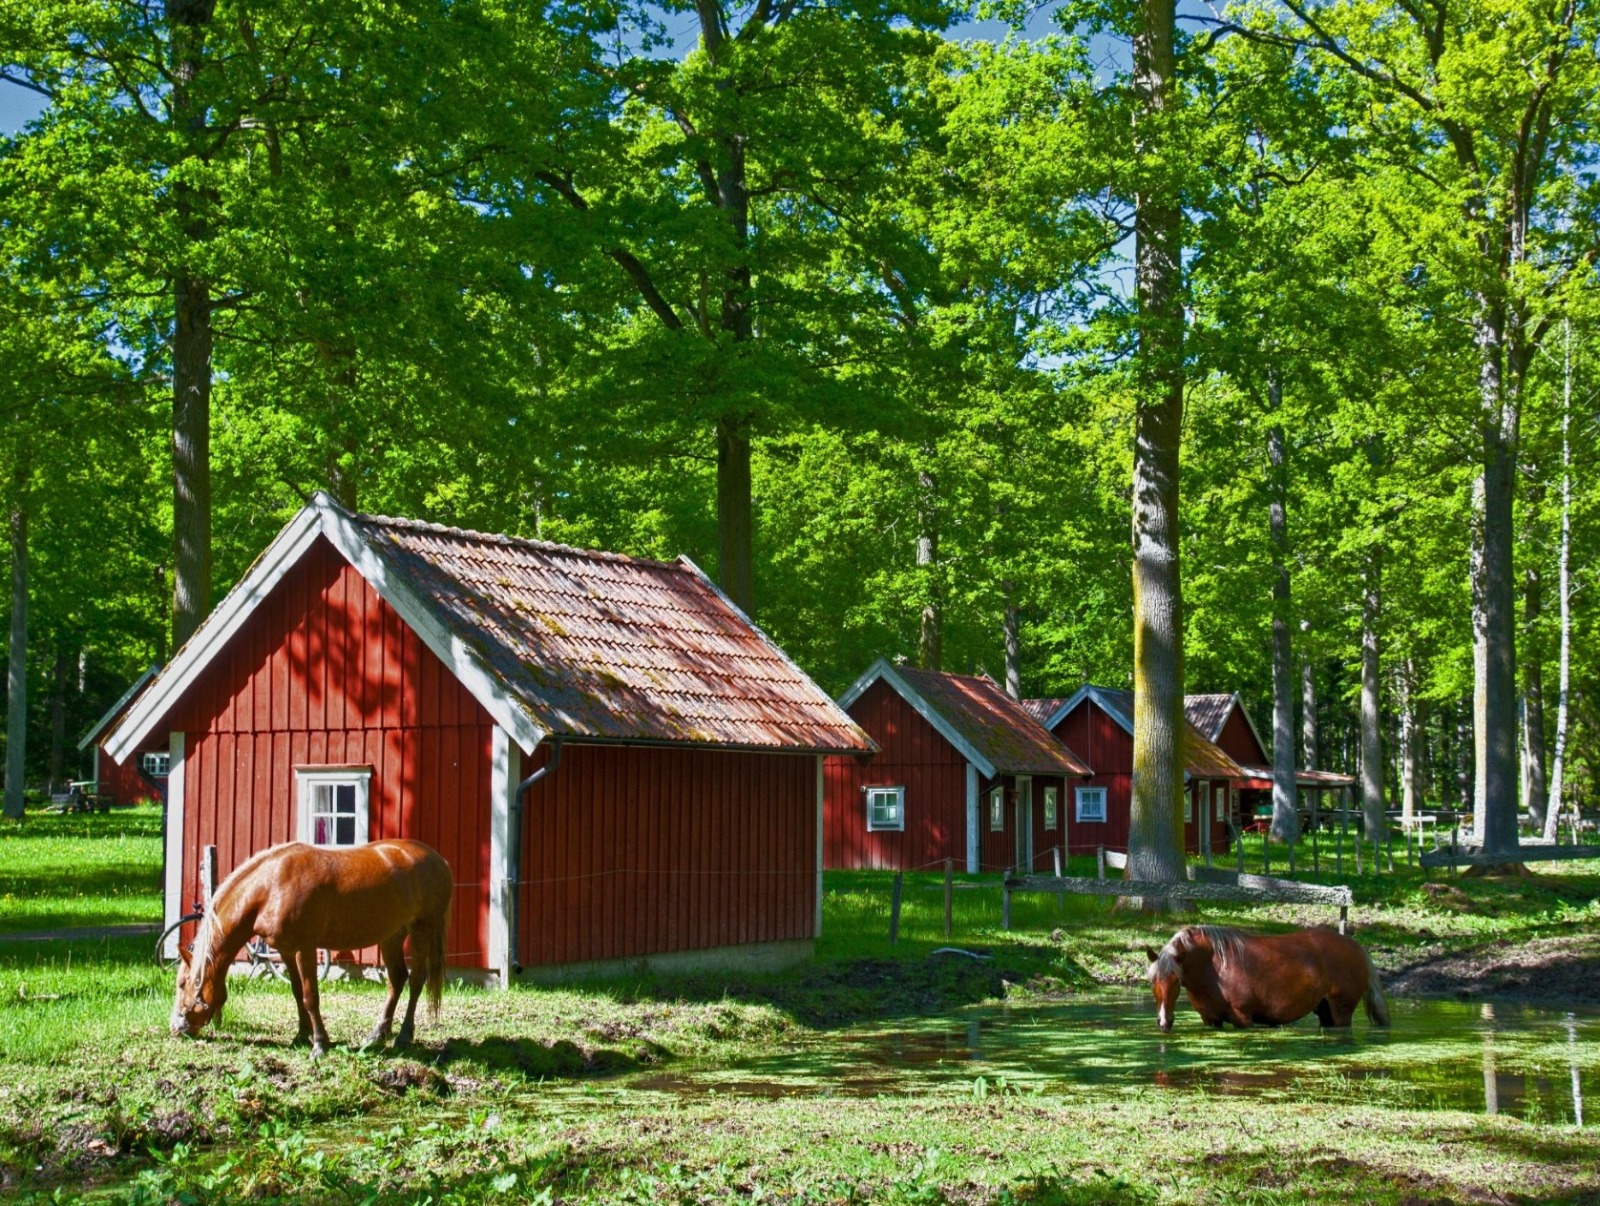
[0,81,46,135]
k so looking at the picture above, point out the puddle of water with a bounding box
[579,994,1599,1124]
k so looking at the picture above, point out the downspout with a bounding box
[508,739,563,978]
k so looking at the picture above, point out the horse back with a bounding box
[252,840,453,939]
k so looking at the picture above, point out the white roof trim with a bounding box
[676,557,876,755]
[837,658,996,779]
[1226,693,1270,761]
[104,494,549,763]
[78,662,162,751]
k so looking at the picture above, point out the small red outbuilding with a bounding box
[824,661,1090,873]
[1023,686,1244,858]
[105,494,873,983]
[76,663,170,806]
[1185,692,1355,817]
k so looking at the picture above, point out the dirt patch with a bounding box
[371,1060,451,1098]
[1385,932,1600,1005]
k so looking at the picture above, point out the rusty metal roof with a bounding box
[1031,687,1245,780]
[842,662,1088,778]
[1183,694,1235,741]
[1235,766,1356,790]
[350,510,875,754]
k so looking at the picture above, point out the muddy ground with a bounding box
[1381,929,1600,1006]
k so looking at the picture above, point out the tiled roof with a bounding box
[1021,697,1068,727]
[1031,687,1245,780]
[352,511,875,754]
[1234,766,1356,789]
[889,668,1090,778]
[1183,693,1235,742]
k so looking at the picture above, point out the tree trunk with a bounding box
[1300,648,1317,768]
[1360,553,1384,839]
[1521,567,1546,828]
[1400,660,1421,825]
[48,642,67,791]
[168,0,219,649]
[916,467,941,670]
[1002,579,1021,700]
[4,495,27,819]
[715,413,754,613]
[1125,0,1188,891]
[1545,322,1574,842]
[1267,380,1297,841]
[1469,299,1521,859]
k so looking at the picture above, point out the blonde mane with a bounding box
[191,845,281,986]
[1148,925,1247,982]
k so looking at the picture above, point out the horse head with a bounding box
[170,942,227,1037]
[1144,943,1182,1032]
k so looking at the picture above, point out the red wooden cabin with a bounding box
[105,494,873,984]
[76,663,169,806]
[824,661,1090,873]
[1023,687,1244,858]
[1185,692,1354,823]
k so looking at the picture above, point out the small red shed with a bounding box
[76,663,169,806]
[824,661,1090,873]
[1185,692,1355,819]
[1023,687,1244,858]
[105,494,873,984]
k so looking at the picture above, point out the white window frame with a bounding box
[1184,789,1193,823]
[989,786,1004,832]
[140,750,171,778]
[1075,786,1107,823]
[865,785,906,832]
[1043,786,1059,831]
[295,765,373,848]
[1214,785,1228,821]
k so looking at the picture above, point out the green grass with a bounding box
[3,816,1599,1203]
[0,804,163,934]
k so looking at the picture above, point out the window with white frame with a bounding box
[865,786,905,832]
[1043,786,1059,831]
[140,751,171,778]
[1184,789,1193,822]
[989,786,1004,831]
[1214,785,1228,821]
[1075,786,1107,823]
[296,766,372,848]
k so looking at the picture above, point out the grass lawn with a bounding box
[2,814,1598,1203]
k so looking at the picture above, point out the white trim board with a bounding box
[104,494,549,763]
[161,732,186,958]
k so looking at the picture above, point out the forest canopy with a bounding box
[1,0,1597,834]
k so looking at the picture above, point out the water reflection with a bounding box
[586,994,1598,1125]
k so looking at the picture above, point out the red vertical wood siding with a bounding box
[514,744,816,968]
[823,680,970,871]
[171,537,495,968]
[1214,707,1268,766]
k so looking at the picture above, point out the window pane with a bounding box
[336,783,356,814]
[313,814,333,845]
[336,814,356,845]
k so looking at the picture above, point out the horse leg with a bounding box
[395,927,429,1048]
[294,948,332,1058]
[282,953,313,1048]
[1315,999,1336,1028]
[365,932,409,1049]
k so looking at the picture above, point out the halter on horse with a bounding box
[172,839,453,1057]
[1145,925,1389,1032]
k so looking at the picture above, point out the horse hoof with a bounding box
[360,1031,390,1051]
[394,1030,414,1049]
[309,1042,331,1061]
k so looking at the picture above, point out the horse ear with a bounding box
[1144,946,1160,964]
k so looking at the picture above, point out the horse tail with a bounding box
[1362,947,1390,1028]
[424,896,450,1020]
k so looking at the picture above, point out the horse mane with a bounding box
[1149,925,1248,981]
[192,845,281,986]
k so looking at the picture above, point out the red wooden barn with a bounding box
[105,494,873,984]
[1022,687,1244,858]
[824,660,1090,873]
[1184,692,1354,819]
[76,663,169,805]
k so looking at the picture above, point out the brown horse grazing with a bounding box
[1144,925,1389,1033]
[171,840,453,1058]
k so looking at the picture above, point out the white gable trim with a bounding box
[104,494,548,763]
[837,658,996,780]
[1226,693,1270,761]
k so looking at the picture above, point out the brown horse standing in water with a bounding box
[1145,925,1389,1032]
[171,840,453,1057]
